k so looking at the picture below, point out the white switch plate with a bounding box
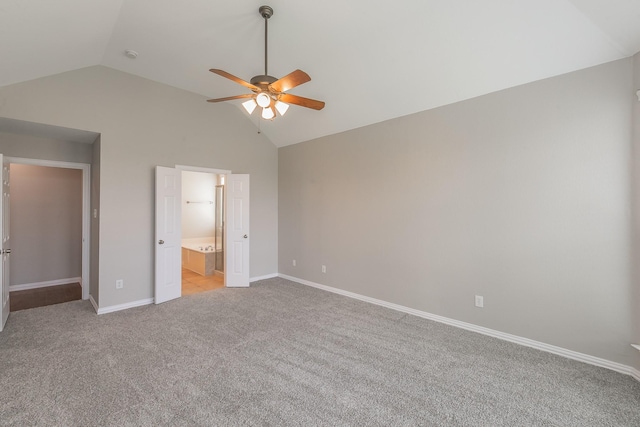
[321,265,326,273]
[292,259,296,267]
[116,279,124,289]
[475,295,483,308]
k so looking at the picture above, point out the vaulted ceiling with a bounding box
[1,0,639,147]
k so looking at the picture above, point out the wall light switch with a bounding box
[475,295,484,308]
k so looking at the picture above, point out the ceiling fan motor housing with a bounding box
[251,75,280,100]
[250,75,278,91]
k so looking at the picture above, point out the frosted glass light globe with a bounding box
[256,93,271,108]
[261,107,275,120]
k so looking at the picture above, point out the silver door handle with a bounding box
[2,249,10,254]
[158,240,165,245]
[243,235,248,239]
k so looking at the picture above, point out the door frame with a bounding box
[6,157,91,300]
[175,164,231,287]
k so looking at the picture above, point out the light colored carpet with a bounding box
[0,277,639,426]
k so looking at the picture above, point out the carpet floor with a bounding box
[0,277,639,426]
[10,282,82,311]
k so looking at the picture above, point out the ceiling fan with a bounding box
[207,5,325,120]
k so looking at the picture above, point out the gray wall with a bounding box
[0,65,278,307]
[0,132,93,164]
[279,58,636,367]
[10,164,83,285]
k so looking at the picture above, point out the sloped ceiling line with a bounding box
[1,0,639,147]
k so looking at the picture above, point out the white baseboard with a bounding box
[279,274,638,381]
[92,273,278,315]
[250,273,278,282]
[89,294,99,313]
[10,277,82,292]
[96,298,154,315]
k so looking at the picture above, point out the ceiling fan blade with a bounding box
[209,69,259,91]
[269,70,311,93]
[279,93,325,110]
[206,94,255,103]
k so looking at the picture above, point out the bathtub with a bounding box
[182,238,222,276]
[182,242,217,253]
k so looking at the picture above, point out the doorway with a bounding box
[6,158,90,310]
[155,166,249,304]
[180,170,225,295]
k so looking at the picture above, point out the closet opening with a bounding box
[8,159,90,311]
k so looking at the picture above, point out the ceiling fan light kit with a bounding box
[207,5,325,121]
[262,107,275,120]
[275,101,289,116]
[256,92,271,108]
[242,99,257,114]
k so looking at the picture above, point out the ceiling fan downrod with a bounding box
[260,5,273,77]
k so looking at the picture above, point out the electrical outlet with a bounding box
[116,279,124,289]
[475,295,483,308]
[292,259,296,267]
[321,265,326,273]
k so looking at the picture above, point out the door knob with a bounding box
[243,234,248,239]
[158,240,165,245]
[4,249,10,254]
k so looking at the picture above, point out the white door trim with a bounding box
[175,165,232,175]
[6,156,91,300]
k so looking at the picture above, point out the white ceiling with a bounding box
[1,0,639,147]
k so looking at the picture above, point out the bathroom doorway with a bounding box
[155,164,248,303]
[180,169,226,295]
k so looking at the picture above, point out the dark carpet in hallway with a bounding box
[9,282,81,311]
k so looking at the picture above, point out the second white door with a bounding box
[224,174,250,287]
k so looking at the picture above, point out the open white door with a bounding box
[0,155,10,331]
[155,166,182,304]
[225,174,250,287]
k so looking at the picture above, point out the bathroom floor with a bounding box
[182,268,224,296]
